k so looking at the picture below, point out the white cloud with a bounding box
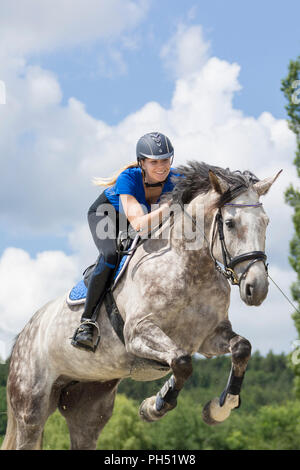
[0,0,150,85]
[0,0,149,64]
[229,265,298,355]
[25,66,62,108]
[0,80,6,105]
[67,222,99,268]
[160,24,211,79]
[0,21,298,353]
[97,47,128,78]
[0,247,79,335]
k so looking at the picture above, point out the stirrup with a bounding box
[71,320,101,353]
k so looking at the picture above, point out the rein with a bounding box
[117,191,268,287]
[116,197,300,316]
[115,189,299,316]
[178,197,267,286]
[212,204,267,285]
[211,202,300,315]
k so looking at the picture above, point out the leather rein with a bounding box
[119,187,268,287]
[179,193,267,286]
[211,204,267,285]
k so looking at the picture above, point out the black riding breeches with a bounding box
[81,191,128,321]
[88,191,121,268]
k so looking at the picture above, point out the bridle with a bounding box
[178,194,268,286]
[210,203,267,285]
[119,188,268,287]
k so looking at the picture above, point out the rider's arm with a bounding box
[120,194,170,235]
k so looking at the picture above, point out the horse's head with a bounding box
[208,169,282,306]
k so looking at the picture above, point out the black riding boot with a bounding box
[71,257,114,351]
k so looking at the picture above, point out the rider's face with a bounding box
[141,158,171,184]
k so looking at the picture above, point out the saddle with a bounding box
[67,232,141,347]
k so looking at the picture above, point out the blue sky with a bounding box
[29,0,300,125]
[4,0,298,258]
[0,0,299,356]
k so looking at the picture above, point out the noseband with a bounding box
[211,203,267,285]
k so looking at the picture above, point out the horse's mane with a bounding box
[170,161,260,207]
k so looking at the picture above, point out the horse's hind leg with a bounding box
[5,341,58,450]
[7,376,55,450]
[124,318,193,422]
[58,379,120,450]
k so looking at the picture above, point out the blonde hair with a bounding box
[93,162,139,187]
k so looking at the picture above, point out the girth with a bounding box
[104,289,125,344]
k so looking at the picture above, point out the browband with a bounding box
[224,203,263,208]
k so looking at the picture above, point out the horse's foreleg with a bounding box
[124,318,193,422]
[201,320,251,425]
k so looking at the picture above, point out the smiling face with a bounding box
[141,157,171,184]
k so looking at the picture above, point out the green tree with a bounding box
[97,394,152,450]
[0,386,7,435]
[0,360,8,436]
[43,410,70,450]
[147,396,205,450]
[0,354,297,449]
[247,401,300,450]
[281,56,300,396]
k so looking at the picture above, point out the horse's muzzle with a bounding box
[239,263,269,306]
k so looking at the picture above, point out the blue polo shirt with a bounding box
[104,166,179,213]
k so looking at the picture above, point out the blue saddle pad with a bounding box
[69,279,88,301]
[68,255,128,302]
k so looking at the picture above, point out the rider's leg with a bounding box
[72,255,115,348]
[72,193,119,350]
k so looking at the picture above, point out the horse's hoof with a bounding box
[202,399,222,426]
[202,394,239,426]
[139,396,162,423]
[202,397,231,425]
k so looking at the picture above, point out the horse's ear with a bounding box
[253,169,283,196]
[209,170,229,194]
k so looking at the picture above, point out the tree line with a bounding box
[0,351,298,450]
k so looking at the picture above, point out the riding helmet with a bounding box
[136,132,174,163]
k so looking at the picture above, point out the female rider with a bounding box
[72,132,178,351]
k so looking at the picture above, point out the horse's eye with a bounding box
[225,219,234,229]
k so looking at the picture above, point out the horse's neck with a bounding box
[170,192,217,268]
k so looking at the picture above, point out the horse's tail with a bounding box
[1,389,17,450]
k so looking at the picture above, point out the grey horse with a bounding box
[1,162,281,450]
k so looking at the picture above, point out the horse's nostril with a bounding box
[246,284,253,297]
